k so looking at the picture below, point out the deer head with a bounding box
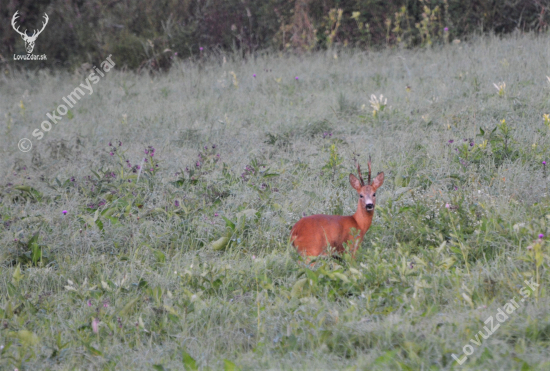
[350,157,384,211]
[12,11,49,54]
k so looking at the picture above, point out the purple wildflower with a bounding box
[92,318,99,334]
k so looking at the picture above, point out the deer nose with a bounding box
[366,203,374,210]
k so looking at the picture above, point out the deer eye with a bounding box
[373,193,376,197]
[359,195,363,198]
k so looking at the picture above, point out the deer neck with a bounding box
[352,200,374,235]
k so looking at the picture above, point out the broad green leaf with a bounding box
[211,237,230,251]
[12,264,23,286]
[182,349,198,370]
[222,216,235,231]
[224,359,238,371]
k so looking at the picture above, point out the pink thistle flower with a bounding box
[92,318,100,333]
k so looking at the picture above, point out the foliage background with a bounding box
[1,0,550,71]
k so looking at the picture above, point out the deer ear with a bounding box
[372,172,384,190]
[349,174,362,191]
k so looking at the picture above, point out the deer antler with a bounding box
[11,11,27,38]
[32,13,49,39]
[11,11,49,40]
[356,160,365,186]
[367,155,372,185]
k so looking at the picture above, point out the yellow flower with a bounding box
[351,11,361,20]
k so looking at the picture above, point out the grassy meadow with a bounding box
[1,34,550,370]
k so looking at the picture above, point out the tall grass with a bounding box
[1,34,550,369]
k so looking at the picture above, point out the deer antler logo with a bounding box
[11,11,49,54]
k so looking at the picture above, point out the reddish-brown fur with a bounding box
[290,161,384,257]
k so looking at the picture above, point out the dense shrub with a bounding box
[1,0,549,71]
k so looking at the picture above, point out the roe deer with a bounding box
[290,159,384,257]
